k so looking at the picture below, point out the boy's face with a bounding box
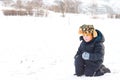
[83,33,93,42]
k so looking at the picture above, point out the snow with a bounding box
[0,12,120,80]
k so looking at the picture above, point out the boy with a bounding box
[74,24,110,76]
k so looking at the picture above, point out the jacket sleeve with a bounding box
[89,42,105,61]
[74,44,83,58]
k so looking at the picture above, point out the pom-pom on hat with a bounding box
[78,24,97,38]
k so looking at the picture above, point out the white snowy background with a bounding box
[0,11,120,80]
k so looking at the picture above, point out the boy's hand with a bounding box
[82,52,90,60]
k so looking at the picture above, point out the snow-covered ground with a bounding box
[0,13,120,80]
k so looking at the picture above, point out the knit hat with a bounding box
[78,24,97,38]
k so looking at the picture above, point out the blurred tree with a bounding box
[3,0,14,7]
[31,0,43,8]
[64,0,81,13]
[31,0,44,16]
[54,0,65,17]
[54,0,81,16]
[16,0,22,9]
[25,1,33,16]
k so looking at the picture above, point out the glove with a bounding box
[82,52,90,60]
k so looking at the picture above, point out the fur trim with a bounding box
[93,30,98,38]
[78,28,83,34]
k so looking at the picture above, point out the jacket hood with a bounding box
[80,29,105,43]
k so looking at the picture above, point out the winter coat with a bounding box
[75,29,105,63]
[74,30,111,76]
